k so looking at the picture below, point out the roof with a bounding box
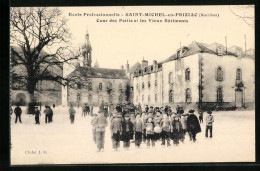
[68,66,128,79]
[161,41,238,64]
[128,62,141,74]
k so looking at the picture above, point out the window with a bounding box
[99,83,102,90]
[217,87,223,102]
[216,67,223,81]
[155,94,158,102]
[108,82,112,89]
[142,95,144,102]
[148,81,151,88]
[236,69,242,81]
[88,95,92,102]
[155,80,157,87]
[136,96,138,102]
[185,68,190,81]
[88,82,92,91]
[136,84,139,90]
[119,83,123,90]
[169,72,173,84]
[148,95,150,102]
[186,88,192,103]
[169,90,173,103]
[177,50,181,58]
[217,46,224,55]
[142,82,145,89]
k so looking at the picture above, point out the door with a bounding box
[235,89,243,108]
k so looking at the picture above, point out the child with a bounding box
[199,111,204,123]
[91,114,98,144]
[141,112,147,142]
[110,113,122,151]
[121,114,134,149]
[154,122,162,141]
[146,117,155,147]
[171,116,183,145]
[134,114,144,148]
[160,114,171,146]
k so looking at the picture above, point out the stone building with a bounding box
[133,41,255,110]
[11,47,63,106]
[66,31,129,107]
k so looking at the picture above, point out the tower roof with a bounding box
[94,59,99,68]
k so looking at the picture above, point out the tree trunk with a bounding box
[27,74,37,114]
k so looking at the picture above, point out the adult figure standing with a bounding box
[186,110,201,142]
[44,106,51,124]
[69,104,76,124]
[93,112,108,152]
[14,104,22,123]
[205,111,214,138]
[49,106,53,122]
[34,106,41,124]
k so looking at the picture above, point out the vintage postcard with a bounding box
[10,5,255,165]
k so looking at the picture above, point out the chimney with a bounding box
[153,60,157,71]
[142,57,148,68]
[121,65,124,70]
[126,60,129,72]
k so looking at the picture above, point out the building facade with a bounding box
[66,31,129,107]
[133,41,255,110]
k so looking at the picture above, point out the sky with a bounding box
[59,6,254,76]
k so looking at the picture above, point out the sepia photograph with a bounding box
[9,5,255,165]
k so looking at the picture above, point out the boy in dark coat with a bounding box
[171,116,184,145]
[14,104,22,123]
[34,106,41,124]
[121,114,134,149]
[199,111,204,123]
[187,110,201,142]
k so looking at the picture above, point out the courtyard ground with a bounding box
[10,106,255,164]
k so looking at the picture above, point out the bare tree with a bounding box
[229,5,254,28]
[10,7,81,104]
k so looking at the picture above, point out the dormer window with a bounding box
[217,46,224,56]
[177,50,182,58]
[237,48,242,58]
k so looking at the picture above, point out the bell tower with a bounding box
[82,29,92,67]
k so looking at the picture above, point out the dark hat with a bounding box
[207,111,212,114]
[150,106,154,108]
[189,109,195,113]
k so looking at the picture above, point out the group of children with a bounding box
[91,104,207,151]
